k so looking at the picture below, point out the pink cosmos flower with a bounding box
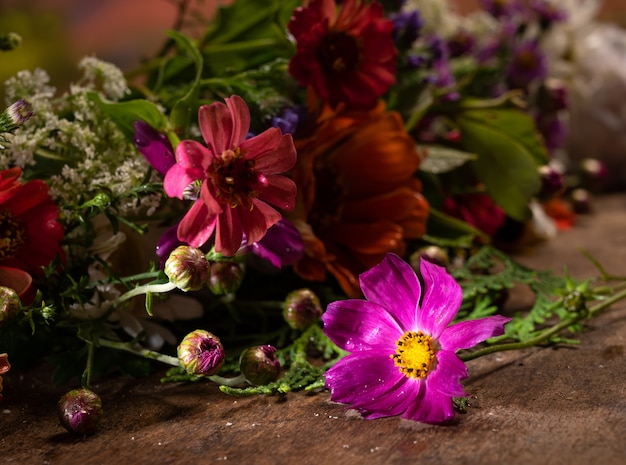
[323,253,510,423]
[163,95,297,256]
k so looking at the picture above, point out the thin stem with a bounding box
[115,282,177,306]
[97,338,180,366]
[83,341,95,388]
[208,373,246,387]
[460,286,626,362]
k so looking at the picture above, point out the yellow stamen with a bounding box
[391,331,435,379]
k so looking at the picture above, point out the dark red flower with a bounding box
[442,192,506,237]
[288,0,397,111]
[0,167,64,275]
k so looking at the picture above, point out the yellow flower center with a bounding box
[0,210,25,260]
[391,331,435,379]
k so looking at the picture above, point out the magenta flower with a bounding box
[323,253,510,423]
[163,95,297,256]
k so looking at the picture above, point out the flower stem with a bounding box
[460,286,626,362]
[115,282,177,306]
[208,374,246,387]
[97,338,180,367]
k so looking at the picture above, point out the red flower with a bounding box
[442,192,506,237]
[163,96,297,256]
[0,167,64,275]
[288,101,429,297]
[288,0,397,111]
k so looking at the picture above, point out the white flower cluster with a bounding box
[1,57,162,218]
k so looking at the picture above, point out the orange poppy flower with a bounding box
[289,100,429,297]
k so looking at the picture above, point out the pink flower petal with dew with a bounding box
[177,200,217,248]
[439,315,511,352]
[416,260,463,339]
[241,130,297,174]
[238,199,282,245]
[323,299,403,352]
[325,351,410,416]
[359,377,423,420]
[215,206,243,256]
[401,381,456,424]
[359,253,420,331]
[225,95,251,148]
[427,349,468,397]
[256,175,297,211]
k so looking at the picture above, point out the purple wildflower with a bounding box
[390,10,423,48]
[480,0,523,19]
[506,39,547,90]
[156,223,186,268]
[323,253,510,423]
[244,219,304,268]
[529,0,567,28]
[133,120,176,175]
[271,107,303,135]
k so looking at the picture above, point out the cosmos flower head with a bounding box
[288,0,397,111]
[323,253,510,423]
[163,95,297,256]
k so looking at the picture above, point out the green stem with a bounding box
[115,282,177,306]
[208,373,246,387]
[460,286,626,362]
[97,338,180,367]
[83,341,95,388]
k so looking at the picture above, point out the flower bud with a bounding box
[282,289,323,330]
[239,345,281,386]
[2,99,33,130]
[208,261,244,295]
[0,286,20,327]
[570,188,592,214]
[537,164,565,200]
[164,246,210,292]
[578,158,607,193]
[177,330,225,376]
[410,245,449,269]
[57,388,103,435]
[0,32,22,52]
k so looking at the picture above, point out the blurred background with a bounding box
[1,0,625,99]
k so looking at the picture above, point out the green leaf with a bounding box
[426,207,487,242]
[419,145,477,174]
[166,30,204,134]
[454,108,546,221]
[87,92,168,140]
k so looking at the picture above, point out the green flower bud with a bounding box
[164,246,210,292]
[563,290,587,316]
[0,286,20,327]
[208,261,244,295]
[282,288,323,330]
[58,388,103,435]
[177,330,225,376]
[410,245,449,269]
[239,345,281,386]
[0,32,22,51]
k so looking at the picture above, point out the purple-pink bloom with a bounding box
[245,219,304,268]
[506,39,547,90]
[133,120,176,175]
[163,95,297,256]
[323,253,510,423]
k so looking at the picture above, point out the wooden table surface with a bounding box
[1,194,626,465]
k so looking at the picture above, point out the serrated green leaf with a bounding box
[419,145,477,174]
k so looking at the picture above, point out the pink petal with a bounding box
[439,315,511,352]
[241,130,297,174]
[359,253,420,331]
[427,349,467,397]
[257,175,297,211]
[200,182,224,216]
[322,299,402,352]
[215,206,243,256]
[401,382,456,424]
[177,200,217,248]
[238,199,282,245]
[198,101,233,154]
[416,259,463,339]
[225,95,251,148]
[325,351,410,417]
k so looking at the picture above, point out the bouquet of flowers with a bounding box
[0,0,623,433]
